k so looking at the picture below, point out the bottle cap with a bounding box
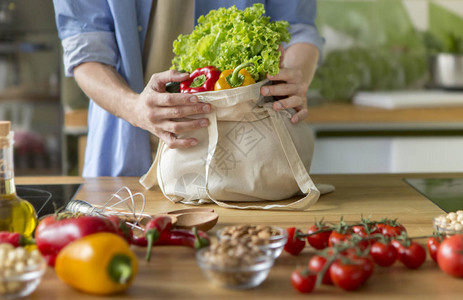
[0,121,11,137]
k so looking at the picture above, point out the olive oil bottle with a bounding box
[0,121,37,237]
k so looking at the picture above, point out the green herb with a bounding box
[171,4,290,81]
[421,31,463,54]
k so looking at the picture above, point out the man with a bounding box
[53,0,323,177]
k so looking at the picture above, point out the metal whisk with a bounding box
[65,186,148,230]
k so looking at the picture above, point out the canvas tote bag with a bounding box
[140,80,324,210]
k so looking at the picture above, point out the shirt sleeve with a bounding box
[266,0,324,61]
[53,0,119,76]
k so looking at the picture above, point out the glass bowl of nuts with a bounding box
[433,210,463,236]
[196,240,274,290]
[216,225,288,259]
[0,244,47,299]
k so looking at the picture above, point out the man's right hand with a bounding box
[75,63,210,149]
[131,70,211,148]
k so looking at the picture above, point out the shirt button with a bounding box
[137,25,143,32]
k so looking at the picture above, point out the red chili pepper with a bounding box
[0,231,35,247]
[284,227,306,256]
[131,216,172,246]
[180,66,221,93]
[130,216,210,261]
[152,227,210,249]
[35,215,120,267]
[143,216,173,261]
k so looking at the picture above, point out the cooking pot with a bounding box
[429,53,463,89]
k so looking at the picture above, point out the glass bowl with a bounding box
[433,211,463,236]
[216,225,288,259]
[0,257,46,299]
[196,246,274,289]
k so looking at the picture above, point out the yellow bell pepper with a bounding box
[214,62,256,90]
[55,232,138,295]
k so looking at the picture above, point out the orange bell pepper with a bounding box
[55,232,138,295]
[214,62,256,90]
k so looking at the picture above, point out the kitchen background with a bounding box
[310,0,463,174]
[0,0,462,175]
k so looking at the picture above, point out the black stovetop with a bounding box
[405,178,463,213]
[16,184,81,218]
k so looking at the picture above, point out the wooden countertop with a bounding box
[65,103,463,134]
[305,102,463,124]
[18,174,463,299]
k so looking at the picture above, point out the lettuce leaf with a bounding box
[171,4,290,80]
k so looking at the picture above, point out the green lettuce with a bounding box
[171,4,290,81]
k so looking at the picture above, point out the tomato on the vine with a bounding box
[352,255,374,281]
[307,224,332,250]
[328,230,351,247]
[329,259,366,291]
[427,235,443,263]
[308,254,333,285]
[370,241,397,267]
[352,224,380,237]
[377,221,406,237]
[290,268,317,293]
[284,227,305,256]
[437,234,463,278]
[351,225,368,237]
[394,240,426,269]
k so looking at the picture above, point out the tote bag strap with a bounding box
[139,139,165,189]
[204,105,320,211]
[265,105,318,194]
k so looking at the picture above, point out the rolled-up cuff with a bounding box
[62,31,119,76]
[284,23,325,64]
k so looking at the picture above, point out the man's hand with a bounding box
[260,67,309,124]
[260,43,319,124]
[74,62,211,149]
[132,70,211,148]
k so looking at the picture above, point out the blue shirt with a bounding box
[53,0,324,177]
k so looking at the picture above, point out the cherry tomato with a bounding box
[396,241,426,269]
[391,239,403,252]
[329,259,366,291]
[284,227,305,256]
[351,225,372,237]
[377,223,406,237]
[307,224,332,250]
[427,236,442,263]
[308,254,333,285]
[370,241,397,267]
[354,256,375,281]
[290,268,317,293]
[437,234,463,278]
[328,230,350,247]
[351,224,380,248]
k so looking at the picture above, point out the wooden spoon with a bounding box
[138,208,218,232]
[169,211,218,232]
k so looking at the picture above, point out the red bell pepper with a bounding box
[0,232,35,247]
[35,215,122,267]
[180,66,221,93]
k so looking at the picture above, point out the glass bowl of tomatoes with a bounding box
[216,225,287,259]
